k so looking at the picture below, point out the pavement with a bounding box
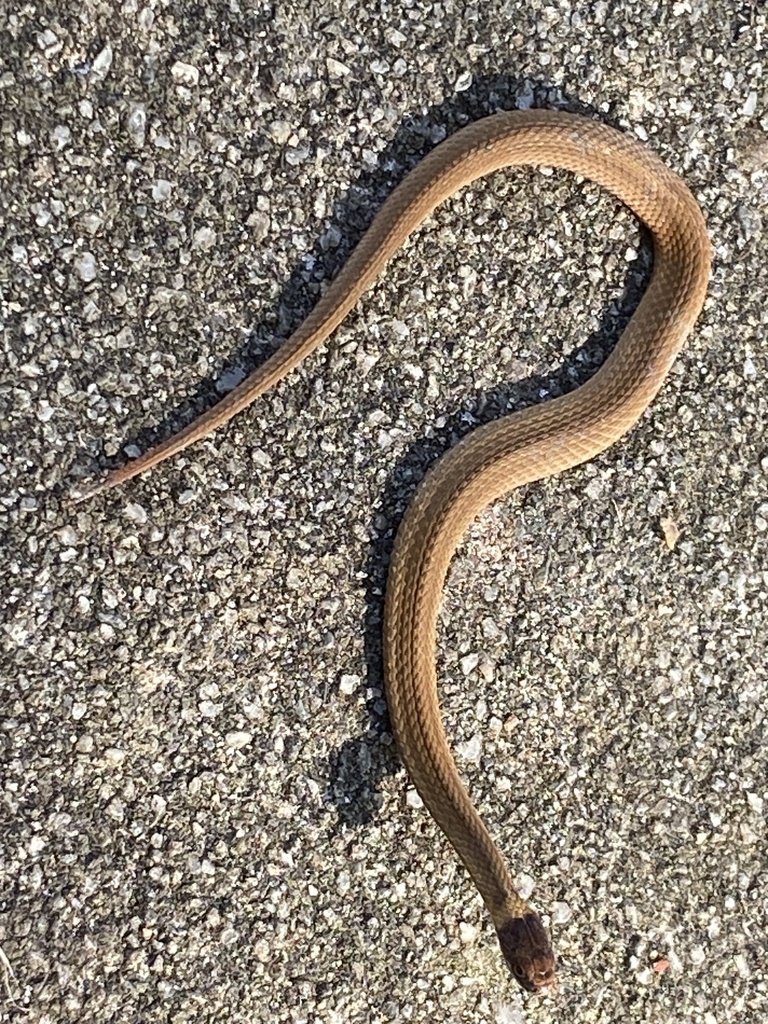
[1,2,766,1023]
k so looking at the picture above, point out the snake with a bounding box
[75,110,710,992]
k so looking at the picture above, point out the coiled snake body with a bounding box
[78,111,710,992]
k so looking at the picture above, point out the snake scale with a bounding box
[76,111,710,992]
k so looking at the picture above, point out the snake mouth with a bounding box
[496,912,557,993]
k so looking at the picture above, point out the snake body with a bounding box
[78,111,710,992]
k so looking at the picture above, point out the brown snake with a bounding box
[76,111,710,992]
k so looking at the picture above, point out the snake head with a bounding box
[496,913,556,993]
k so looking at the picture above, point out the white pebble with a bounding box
[247,211,270,242]
[326,57,351,77]
[171,61,200,86]
[269,120,292,144]
[29,835,46,854]
[252,449,272,470]
[339,674,360,695]
[478,658,495,682]
[742,91,757,116]
[192,226,217,250]
[285,568,302,589]
[551,901,572,924]
[225,731,253,750]
[58,525,78,545]
[735,953,751,978]
[746,792,764,814]
[92,44,113,78]
[123,502,148,524]
[37,29,58,49]
[106,797,125,821]
[406,789,423,809]
[515,872,535,901]
[126,103,146,147]
[75,252,97,282]
[456,733,483,764]
[585,477,604,500]
[459,652,479,675]
[51,124,71,150]
[455,70,473,92]
[152,179,172,202]
[384,27,407,47]
[496,1003,526,1024]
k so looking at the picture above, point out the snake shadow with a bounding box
[331,271,651,827]
[325,78,654,826]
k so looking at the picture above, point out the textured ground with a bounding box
[1,2,767,1022]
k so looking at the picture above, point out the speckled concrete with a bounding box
[1,2,766,1022]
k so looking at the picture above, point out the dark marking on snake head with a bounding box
[496,912,556,993]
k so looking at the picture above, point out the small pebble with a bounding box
[225,731,253,750]
[339,674,360,695]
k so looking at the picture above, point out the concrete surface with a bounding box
[1,2,766,1022]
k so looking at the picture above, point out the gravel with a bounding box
[1,2,767,1023]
